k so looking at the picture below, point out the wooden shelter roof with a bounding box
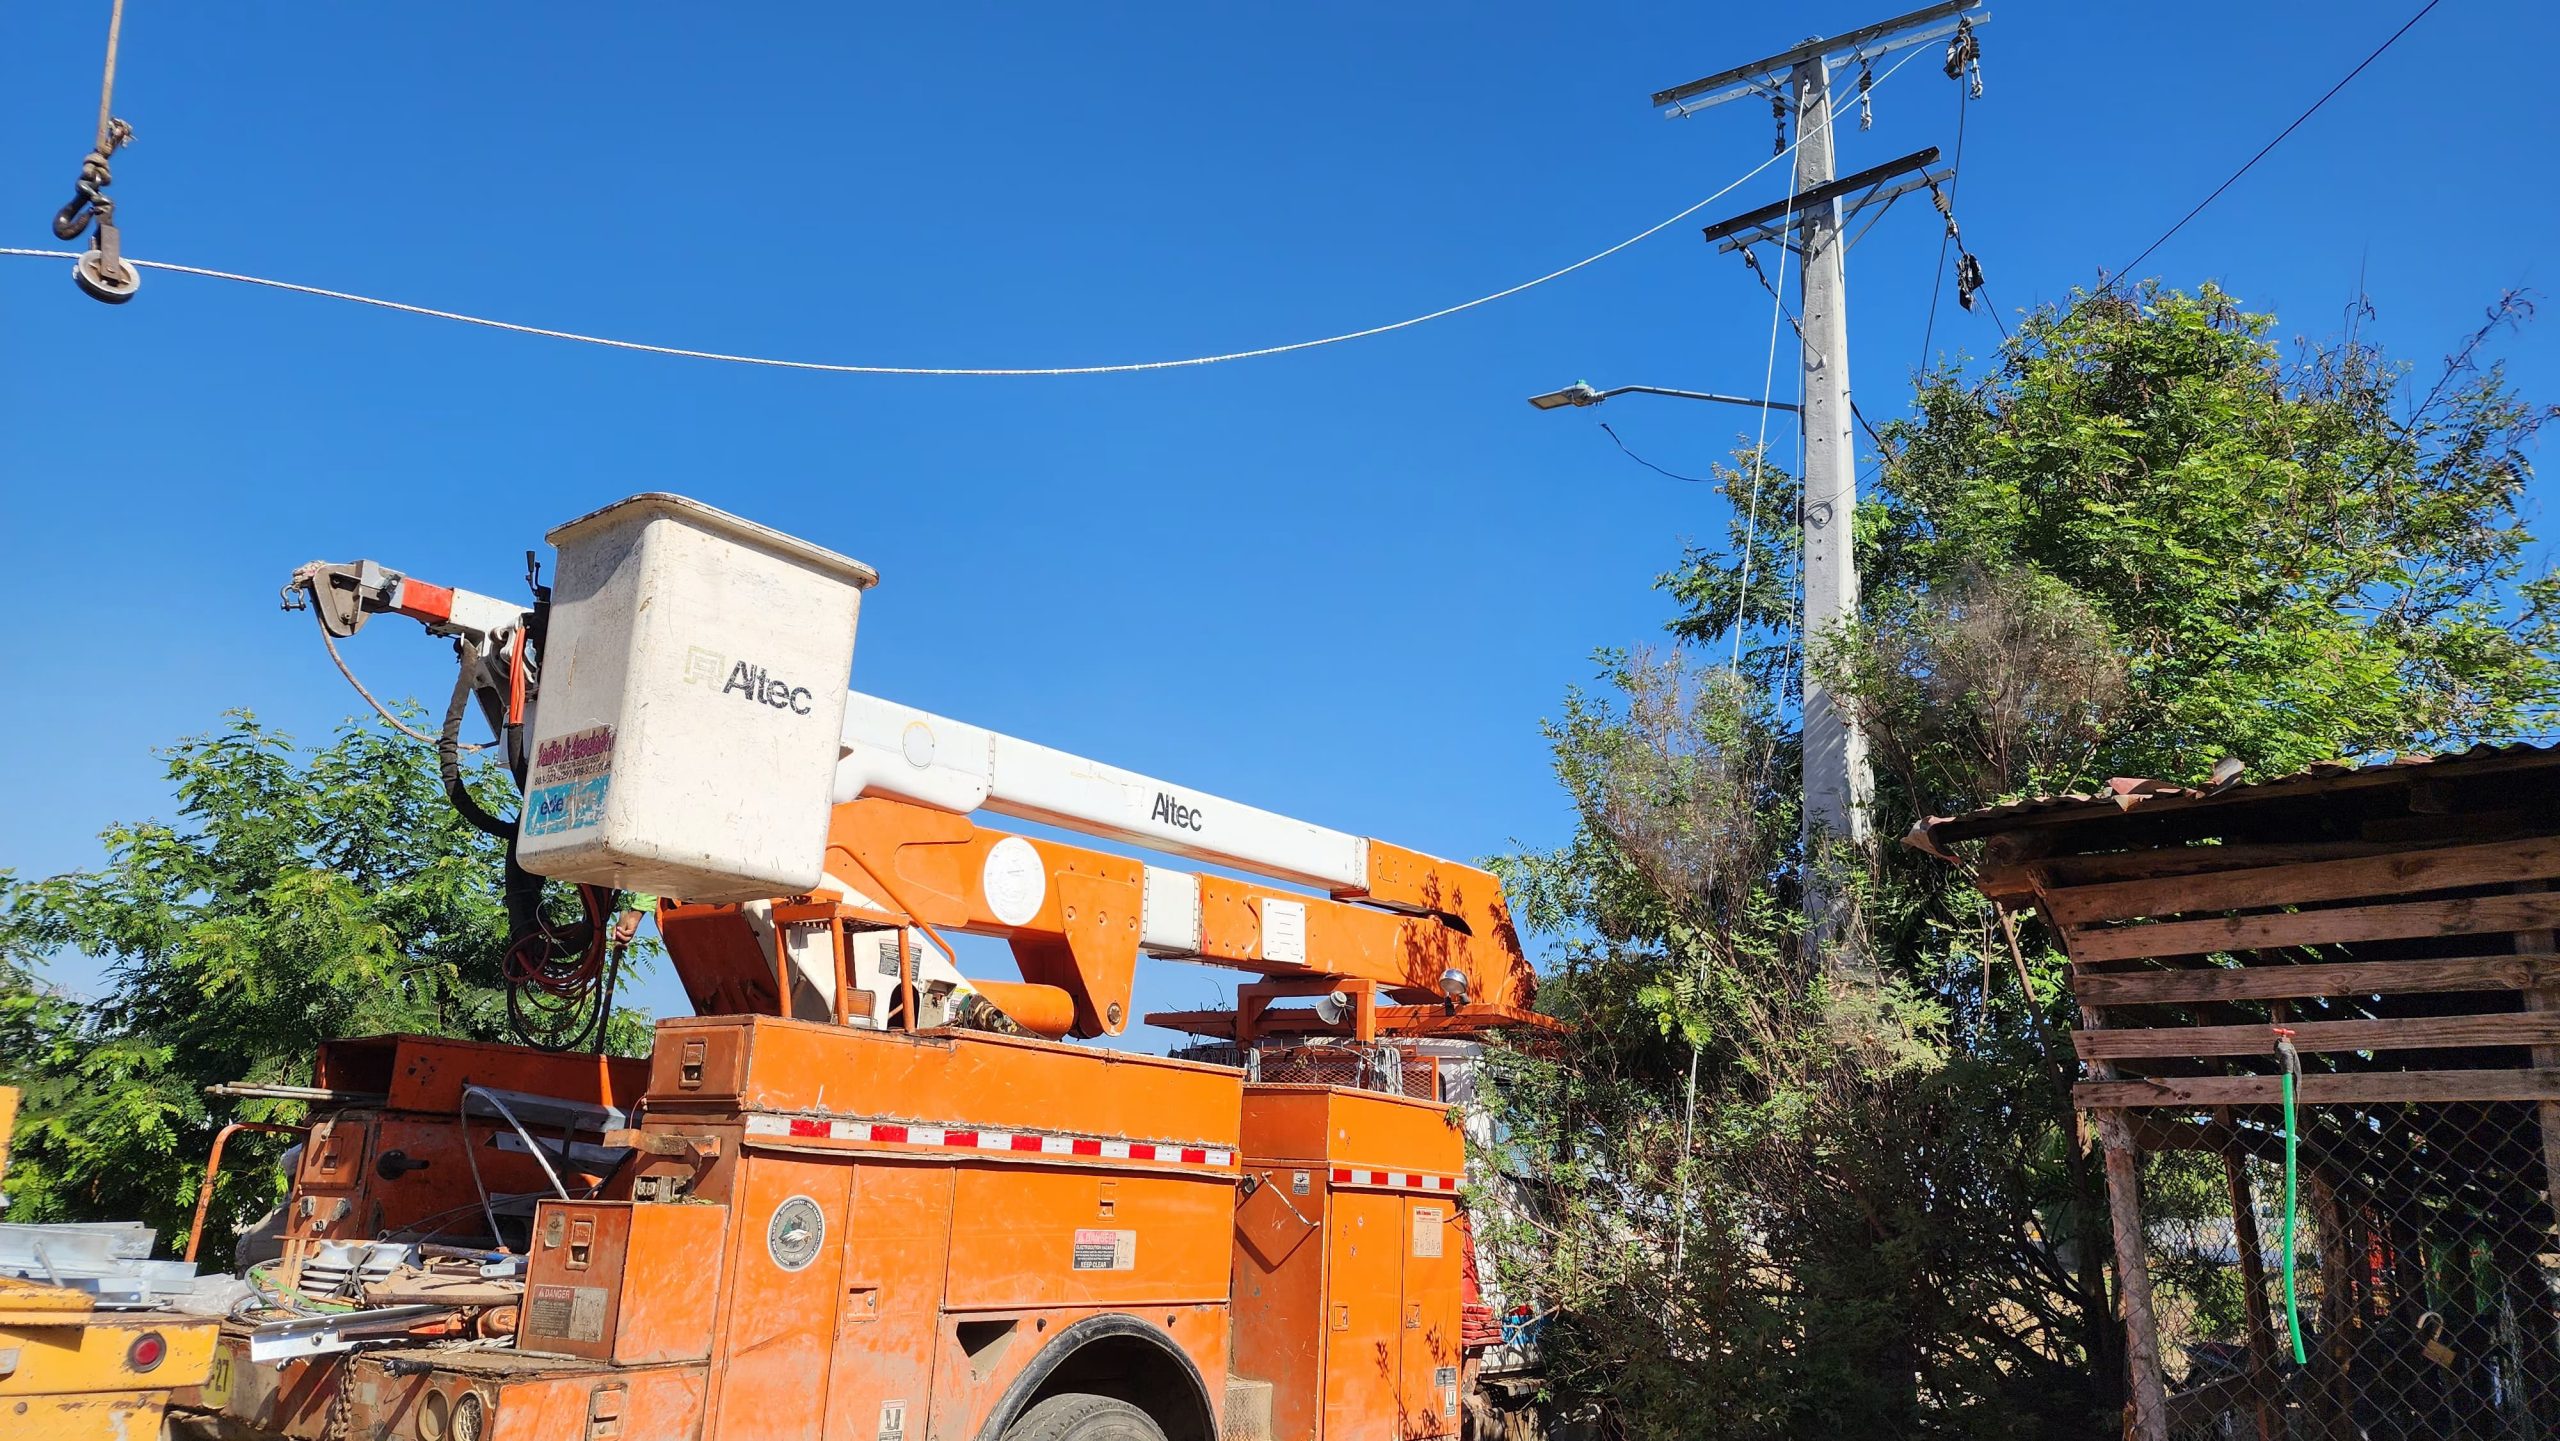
[1917,744,2560,1439]
[1910,742,2560,1225]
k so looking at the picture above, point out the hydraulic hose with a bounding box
[441,653,517,841]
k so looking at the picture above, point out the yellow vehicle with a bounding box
[0,1085,218,1441]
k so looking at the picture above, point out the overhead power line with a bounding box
[0,101,1849,379]
[2111,0,2442,285]
[4,39,1946,375]
[7,162,1764,372]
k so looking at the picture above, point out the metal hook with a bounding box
[52,183,100,241]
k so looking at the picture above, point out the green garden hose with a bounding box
[2277,1035,2307,1365]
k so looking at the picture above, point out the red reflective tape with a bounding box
[1325,1166,1462,1191]
[750,1113,1228,1169]
[390,579,454,623]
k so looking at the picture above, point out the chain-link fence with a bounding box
[2143,1099,2560,1440]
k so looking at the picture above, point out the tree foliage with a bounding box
[0,712,650,1261]
[1487,284,2554,1438]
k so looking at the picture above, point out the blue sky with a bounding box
[3,3,2551,1042]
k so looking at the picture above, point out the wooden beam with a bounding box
[2068,892,2560,963]
[2072,953,2551,1006]
[2044,836,2560,927]
[2075,1068,2560,1108]
[2033,839,2412,889]
[2074,1012,2560,1061]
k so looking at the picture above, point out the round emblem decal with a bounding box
[982,835,1047,927]
[767,1195,825,1272]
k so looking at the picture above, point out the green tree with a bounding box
[1488,284,2554,1438]
[0,712,650,1262]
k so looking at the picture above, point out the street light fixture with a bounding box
[1525,381,1798,413]
[1526,382,1607,410]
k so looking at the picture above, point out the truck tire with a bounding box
[1002,1393,1169,1441]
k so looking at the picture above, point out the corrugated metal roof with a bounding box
[1908,741,2560,851]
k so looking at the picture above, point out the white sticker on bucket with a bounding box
[524,724,615,836]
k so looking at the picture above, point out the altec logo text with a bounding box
[723,661,813,716]
[1150,791,1204,832]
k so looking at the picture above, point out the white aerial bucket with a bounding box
[515,493,877,903]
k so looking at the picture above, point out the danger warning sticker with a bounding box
[1071,1228,1137,1271]
[525,1283,609,1342]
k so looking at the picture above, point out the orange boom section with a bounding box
[655,796,1540,1044]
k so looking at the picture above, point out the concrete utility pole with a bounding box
[1653,1,1986,863]
[1788,55,1870,850]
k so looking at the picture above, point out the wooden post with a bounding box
[2307,1168,2356,1441]
[2517,883,2560,1240]
[2095,1106,2169,1441]
[2002,903,2120,1398]
[2217,1108,2280,1441]
[2513,882,2560,1435]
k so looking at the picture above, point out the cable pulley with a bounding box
[53,0,140,303]
[1769,91,1788,156]
[1944,17,1983,99]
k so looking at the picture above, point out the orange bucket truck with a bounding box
[175,495,1549,1441]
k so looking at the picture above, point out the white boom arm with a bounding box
[835,692,1371,894]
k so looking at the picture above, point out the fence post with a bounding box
[2095,1106,2168,1441]
[2306,1167,2358,1440]
[2216,1108,2280,1441]
[2515,883,2560,1433]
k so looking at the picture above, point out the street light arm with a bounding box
[1598,385,1800,413]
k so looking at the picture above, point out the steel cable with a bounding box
[0,44,1943,377]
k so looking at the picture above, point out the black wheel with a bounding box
[1001,1393,1169,1441]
